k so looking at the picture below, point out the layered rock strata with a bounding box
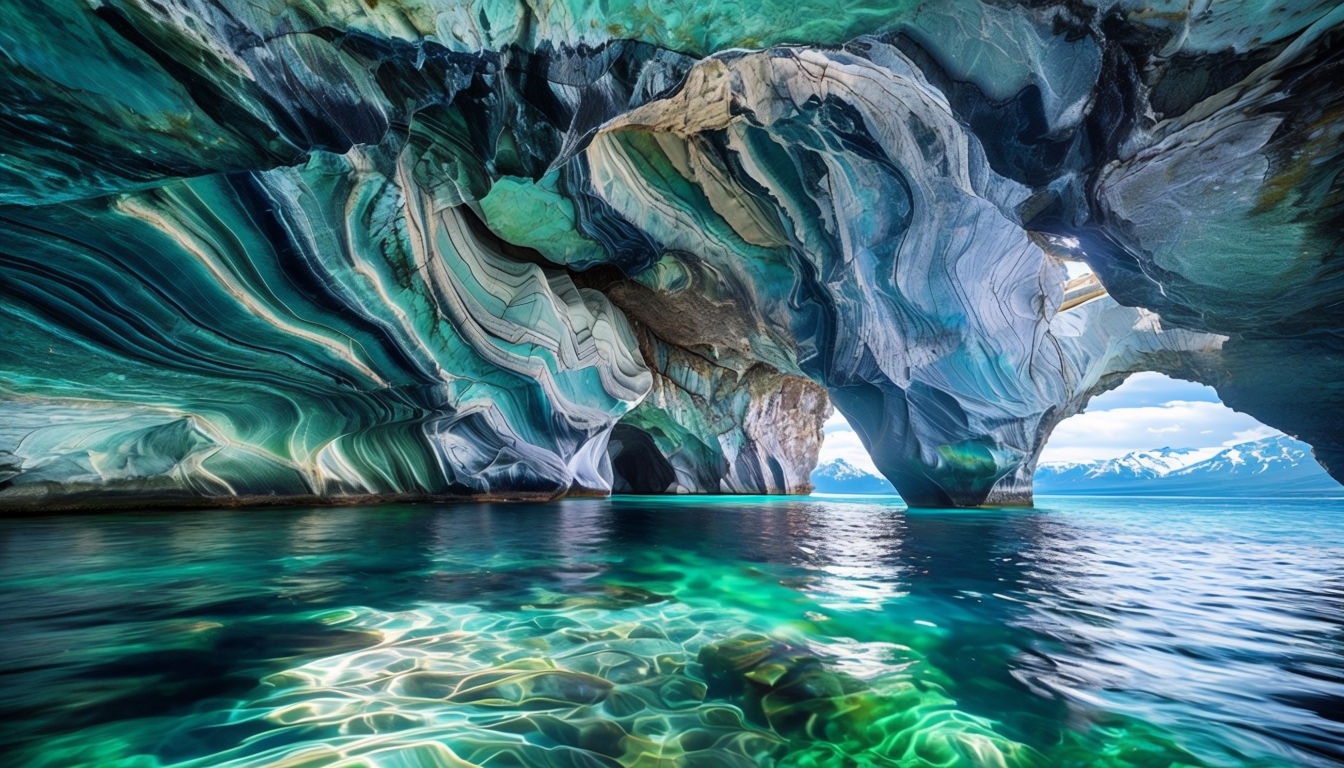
[0,0,1339,507]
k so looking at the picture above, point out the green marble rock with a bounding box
[1,0,1340,507]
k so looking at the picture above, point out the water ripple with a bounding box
[2,496,1343,767]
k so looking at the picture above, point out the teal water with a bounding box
[2,495,1343,767]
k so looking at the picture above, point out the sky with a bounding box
[818,372,1283,473]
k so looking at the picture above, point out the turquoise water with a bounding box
[2,495,1343,767]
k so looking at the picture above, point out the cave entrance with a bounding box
[812,372,1293,496]
[607,424,677,494]
[809,410,898,495]
[1037,372,1285,470]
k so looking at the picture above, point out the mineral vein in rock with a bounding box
[1,0,1339,508]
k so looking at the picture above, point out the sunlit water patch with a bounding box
[2,496,1342,767]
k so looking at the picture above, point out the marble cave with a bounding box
[2,0,1342,510]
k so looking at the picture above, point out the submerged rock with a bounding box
[0,0,1340,507]
[698,633,1044,765]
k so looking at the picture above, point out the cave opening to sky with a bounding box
[815,372,1283,477]
[1037,373,1282,465]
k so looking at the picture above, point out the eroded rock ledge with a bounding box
[1,1,1340,508]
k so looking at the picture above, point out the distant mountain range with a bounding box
[811,436,1342,497]
[1035,435,1342,496]
[810,458,898,494]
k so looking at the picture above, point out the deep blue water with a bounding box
[2,495,1342,767]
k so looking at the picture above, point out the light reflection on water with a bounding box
[0,495,1341,767]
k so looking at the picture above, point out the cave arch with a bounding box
[607,425,677,494]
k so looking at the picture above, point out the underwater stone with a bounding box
[0,0,1341,507]
[698,633,1042,764]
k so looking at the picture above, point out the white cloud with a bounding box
[1227,425,1280,445]
[822,410,852,434]
[818,412,882,474]
[1082,371,1220,408]
[1039,373,1282,463]
[1039,399,1281,463]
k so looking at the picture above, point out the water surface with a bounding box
[2,495,1342,766]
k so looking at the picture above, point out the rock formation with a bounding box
[0,1,1339,508]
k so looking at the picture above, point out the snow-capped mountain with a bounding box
[1036,436,1342,496]
[1034,446,1215,487]
[812,437,1342,497]
[810,459,898,494]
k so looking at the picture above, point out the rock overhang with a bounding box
[0,0,1340,509]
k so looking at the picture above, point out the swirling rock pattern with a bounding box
[1,147,649,506]
[0,0,1339,507]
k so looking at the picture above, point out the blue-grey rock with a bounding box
[0,0,1339,508]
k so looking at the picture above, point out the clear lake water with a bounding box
[2,495,1343,767]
